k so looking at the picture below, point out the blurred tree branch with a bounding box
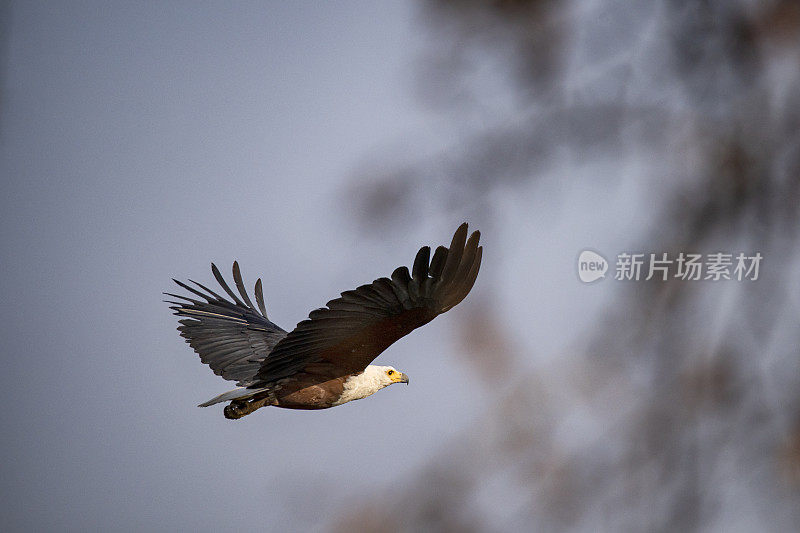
[336,1,800,530]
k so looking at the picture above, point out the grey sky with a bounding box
[0,2,486,530]
[8,2,795,531]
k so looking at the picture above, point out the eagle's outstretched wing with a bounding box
[253,223,482,385]
[166,262,287,386]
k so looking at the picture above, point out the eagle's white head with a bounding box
[367,365,409,386]
[332,365,409,406]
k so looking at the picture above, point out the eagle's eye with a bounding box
[387,370,395,376]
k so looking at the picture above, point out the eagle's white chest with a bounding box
[332,369,388,406]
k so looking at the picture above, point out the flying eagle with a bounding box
[166,223,482,419]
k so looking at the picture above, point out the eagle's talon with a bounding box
[224,401,246,419]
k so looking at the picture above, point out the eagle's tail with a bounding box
[198,386,268,407]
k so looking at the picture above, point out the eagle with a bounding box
[166,223,482,419]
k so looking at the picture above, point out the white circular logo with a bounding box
[577,250,608,283]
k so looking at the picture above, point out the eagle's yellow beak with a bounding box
[392,372,409,384]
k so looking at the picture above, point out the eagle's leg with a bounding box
[224,396,271,420]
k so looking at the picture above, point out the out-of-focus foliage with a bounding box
[336,0,800,531]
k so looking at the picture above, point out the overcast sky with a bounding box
[5,1,769,531]
[0,2,497,530]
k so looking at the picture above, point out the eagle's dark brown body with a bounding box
[224,373,349,418]
[166,223,482,418]
[267,373,347,410]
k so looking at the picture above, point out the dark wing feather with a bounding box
[254,223,482,384]
[167,263,287,386]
